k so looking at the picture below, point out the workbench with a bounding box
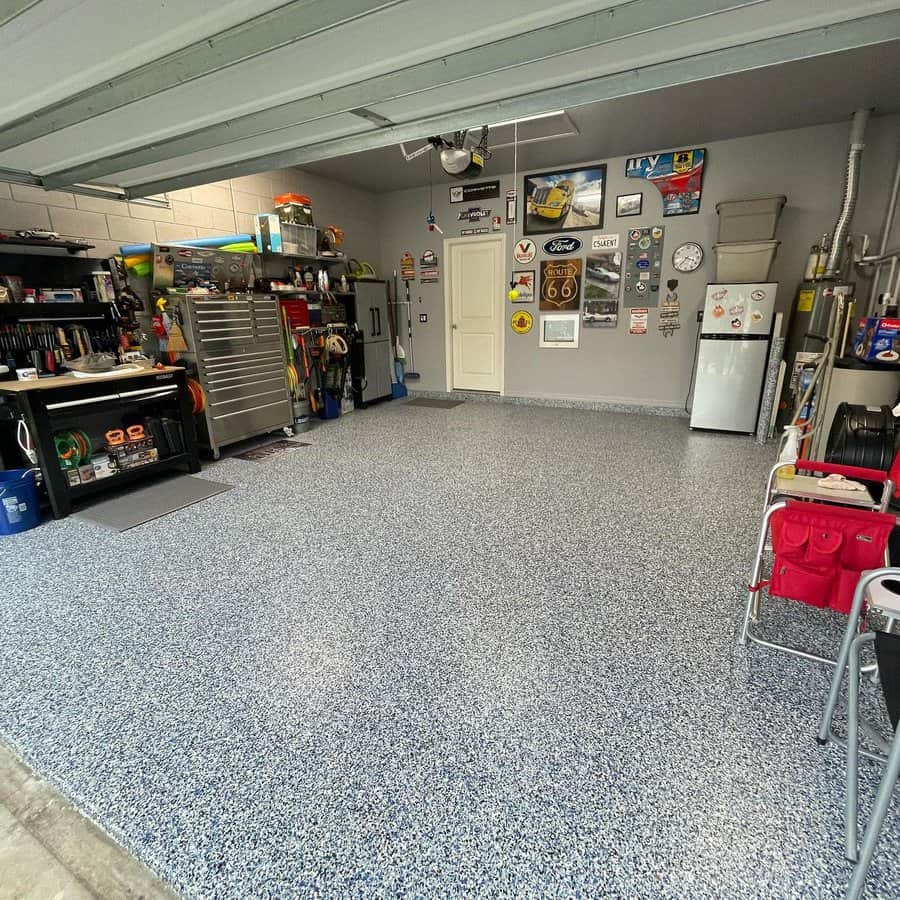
[1,366,200,518]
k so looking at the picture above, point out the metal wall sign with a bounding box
[513,238,536,263]
[591,233,619,250]
[625,149,706,216]
[457,207,491,222]
[506,189,517,224]
[540,258,582,310]
[450,180,500,203]
[510,310,533,334]
[623,226,664,308]
[542,236,582,256]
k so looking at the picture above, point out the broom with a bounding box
[403,277,420,381]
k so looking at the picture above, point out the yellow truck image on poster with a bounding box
[527,179,575,221]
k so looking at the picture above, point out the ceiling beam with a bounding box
[0,164,168,206]
[122,10,900,198]
[0,0,402,154]
[0,0,41,28]
[43,0,763,189]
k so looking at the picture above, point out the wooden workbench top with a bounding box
[0,365,184,392]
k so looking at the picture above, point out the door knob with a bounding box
[452,323,458,330]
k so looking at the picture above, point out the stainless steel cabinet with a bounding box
[355,281,393,405]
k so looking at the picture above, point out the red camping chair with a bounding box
[762,448,900,515]
[740,500,895,664]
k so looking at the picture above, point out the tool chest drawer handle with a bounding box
[46,392,120,410]
[47,385,179,410]
[117,386,179,400]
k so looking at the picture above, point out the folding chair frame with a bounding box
[740,500,843,665]
[845,704,900,899]
[763,460,895,514]
[815,568,900,900]
[742,501,893,665]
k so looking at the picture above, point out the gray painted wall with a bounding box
[378,115,900,408]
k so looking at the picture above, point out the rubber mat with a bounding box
[404,398,465,409]
[234,440,310,461]
[73,474,232,531]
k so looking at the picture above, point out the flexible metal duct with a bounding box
[824,108,871,278]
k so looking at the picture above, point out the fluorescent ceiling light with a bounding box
[470,110,566,129]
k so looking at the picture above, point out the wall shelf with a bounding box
[0,302,113,323]
[261,252,347,264]
[0,236,95,254]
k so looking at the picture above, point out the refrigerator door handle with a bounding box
[375,307,382,337]
[370,308,377,337]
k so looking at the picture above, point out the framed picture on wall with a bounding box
[523,164,606,235]
[539,313,580,348]
[616,193,643,217]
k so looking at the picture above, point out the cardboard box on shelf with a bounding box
[852,317,900,363]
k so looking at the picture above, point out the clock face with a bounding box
[672,242,703,272]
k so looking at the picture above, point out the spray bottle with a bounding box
[778,424,802,478]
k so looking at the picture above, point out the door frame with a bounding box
[442,233,506,395]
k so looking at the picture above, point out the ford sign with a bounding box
[542,236,582,256]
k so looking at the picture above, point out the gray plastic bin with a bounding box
[716,196,786,242]
[713,240,780,282]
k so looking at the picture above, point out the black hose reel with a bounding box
[825,402,896,471]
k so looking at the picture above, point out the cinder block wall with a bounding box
[0,168,380,263]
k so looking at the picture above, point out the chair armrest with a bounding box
[794,460,888,482]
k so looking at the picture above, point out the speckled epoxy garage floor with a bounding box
[2,400,899,899]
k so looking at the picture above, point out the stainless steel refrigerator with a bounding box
[690,282,778,432]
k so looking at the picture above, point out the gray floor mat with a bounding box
[404,398,464,409]
[73,474,232,531]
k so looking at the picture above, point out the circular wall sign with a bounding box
[511,310,534,334]
[513,239,536,264]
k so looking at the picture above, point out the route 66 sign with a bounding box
[540,258,582,310]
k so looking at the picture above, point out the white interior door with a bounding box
[446,236,504,392]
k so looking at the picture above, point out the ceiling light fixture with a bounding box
[483,110,566,129]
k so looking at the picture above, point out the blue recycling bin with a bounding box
[0,468,40,535]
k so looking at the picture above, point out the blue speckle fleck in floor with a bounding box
[2,401,899,898]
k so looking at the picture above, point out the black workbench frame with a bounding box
[3,368,200,519]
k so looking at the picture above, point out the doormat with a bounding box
[234,440,311,461]
[405,398,465,409]
[74,475,232,532]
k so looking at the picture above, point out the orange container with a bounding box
[273,193,314,226]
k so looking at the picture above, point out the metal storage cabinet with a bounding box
[355,280,393,405]
[177,293,292,457]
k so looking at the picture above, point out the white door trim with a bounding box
[442,233,506,395]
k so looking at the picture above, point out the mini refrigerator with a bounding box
[690,282,777,432]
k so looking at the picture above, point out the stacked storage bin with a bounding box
[714,196,786,281]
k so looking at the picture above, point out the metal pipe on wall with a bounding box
[824,108,871,278]
[868,141,900,306]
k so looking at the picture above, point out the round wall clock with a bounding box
[672,241,704,273]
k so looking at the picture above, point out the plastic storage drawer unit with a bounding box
[716,195,786,242]
[713,240,780,282]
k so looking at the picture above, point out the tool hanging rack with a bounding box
[290,322,351,418]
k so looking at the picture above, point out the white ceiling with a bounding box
[302,41,900,192]
[0,0,897,199]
